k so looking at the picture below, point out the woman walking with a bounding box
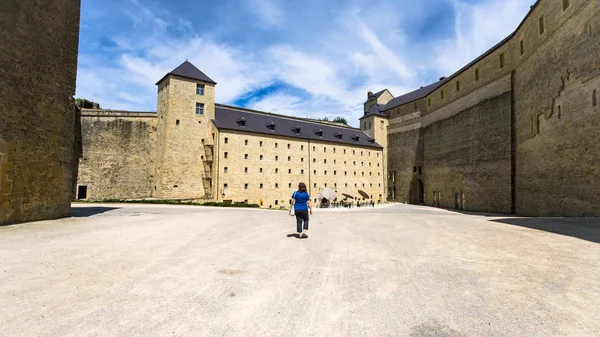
[291,182,312,239]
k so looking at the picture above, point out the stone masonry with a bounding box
[383,0,599,216]
[0,0,81,224]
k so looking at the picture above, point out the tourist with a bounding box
[291,182,312,239]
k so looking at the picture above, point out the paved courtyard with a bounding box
[1,203,599,336]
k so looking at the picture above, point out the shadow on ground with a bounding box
[71,207,119,218]
[491,217,600,244]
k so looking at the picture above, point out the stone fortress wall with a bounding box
[76,110,157,200]
[385,0,599,216]
[0,0,81,224]
[76,73,385,207]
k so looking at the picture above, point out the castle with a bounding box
[76,61,386,208]
[76,0,599,216]
[2,0,598,225]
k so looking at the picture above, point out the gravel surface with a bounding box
[1,203,599,336]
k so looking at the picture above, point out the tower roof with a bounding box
[155,60,217,85]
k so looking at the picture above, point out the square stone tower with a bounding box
[154,61,217,200]
[360,89,393,202]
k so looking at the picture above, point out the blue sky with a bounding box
[77,0,532,127]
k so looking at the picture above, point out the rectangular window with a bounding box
[287,144,290,149]
[593,89,597,107]
[520,40,524,55]
[288,156,291,161]
[456,80,460,92]
[428,98,431,107]
[275,143,278,148]
[275,183,279,189]
[563,0,569,10]
[224,167,228,173]
[260,141,263,147]
[301,169,304,174]
[244,167,248,173]
[260,183,263,189]
[223,183,228,190]
[224,137,228,144]
[244,154,248,159]
[196,84,205,96]
[288,169,291,174]
[260,168,263,173]
[499,53,505,69]
[441,90,444,100]
[260,155,263,160]
[275,168,279,173]
[301,145,304,150]
[289,183,292,188]
[245,139,248,145]
[224,152,228,158]
[475,68,480,81]
[195,103,204,115]
[275,156,279,161]
[245,184,248,190]
[539,16,545,35]
[301,158,304,162]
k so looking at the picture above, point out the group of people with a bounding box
[290,182,379,239]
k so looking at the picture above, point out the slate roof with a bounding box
[384,79,448,111]
[213,104,382,149]
[384,0,542,111]
[156,61,217,85]
[364,89,387,103]
[359,103,387,120]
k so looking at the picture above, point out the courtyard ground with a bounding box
[1,203,599,336]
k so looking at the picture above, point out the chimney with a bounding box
[367,91,373,99]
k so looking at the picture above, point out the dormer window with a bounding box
[333,132,343,139]
[236,118,246,127]
[291,126,301,134]
[367,138,375,144]
[351,135,360,142]
[266,122,276,131]
[314,129,324,137]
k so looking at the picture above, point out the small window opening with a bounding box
[428,98,431,107]
[539,16,545,35]
[456,80,460,92]
[224,152,228,158]
[499,53,505,69]
[224,137,228,144]
[196,103,204,115]
[593,89,597,107]
[475,68,480,81]
[245,184,248,189]
[196,84,205,96]
[563,0,569,10]
[520,40,524,55]
[176,119,180,125]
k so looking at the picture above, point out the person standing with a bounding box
[291,182,312,239]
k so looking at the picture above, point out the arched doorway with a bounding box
[409,179,424,205]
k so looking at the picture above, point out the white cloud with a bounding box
[76,0,533,127]
[433,0,532,75]
[249,0,285,27]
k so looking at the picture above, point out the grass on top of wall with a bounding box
[73,199,261,208]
